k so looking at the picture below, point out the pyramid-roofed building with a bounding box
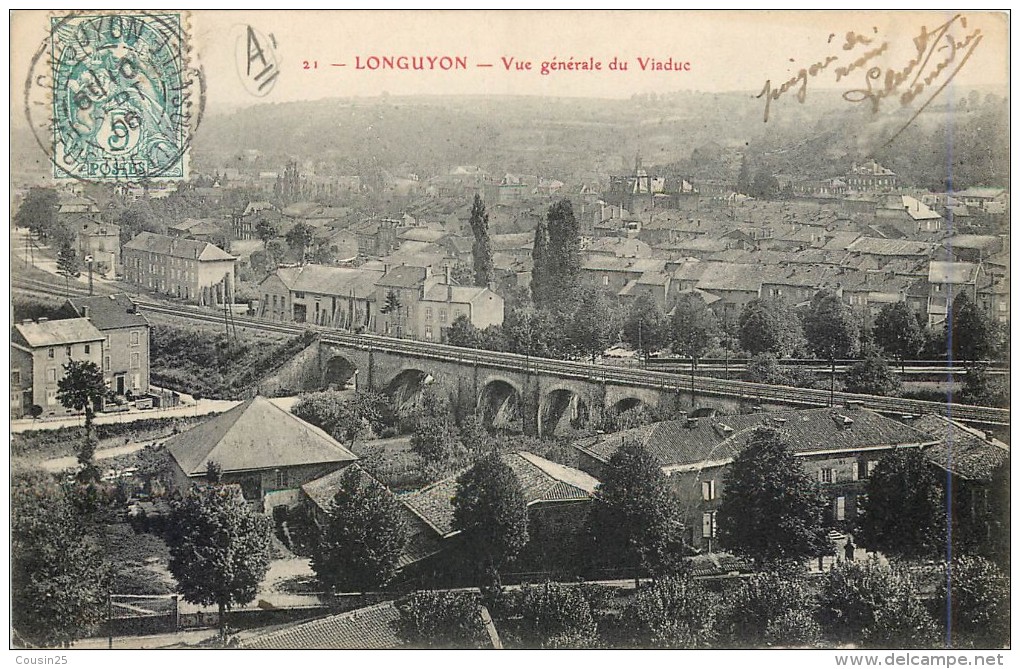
[165,396,358,509]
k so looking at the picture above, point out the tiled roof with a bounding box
[695,262,763,293]
[398,228,447,243]
[166,396,358,477]
[123,232,234,262]
[269,265,384,299]
[422,284,492,304]
[376,265,428,288]
[914,415,1009,482]
[13,318,104,348]
[401,452,598,537]
[928,261,980,285]
[848,237,934,257]
[238,602,404,649]
[67,294,149,331]
[576,407,938,470]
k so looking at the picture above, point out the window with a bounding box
[11,370,21,385]
[65,346,72,357]
[131,331,140,346]
[867,460,879,477]
[131,352,140,369]
[132,374,140,389]
[819,468,834,483]
[46,389,57,405]
[425,307,432,320]
[857,493,868,514]
[835,496,846,522]
[424,325,434,341]
[47,347,54,359]
[294,292,305,299]
[104,356,111,371]
[84,344,90,355]
[603,275,609,286]
[275,469,289,488]
[439,309,447,323]
[701,480,717,501]
[702,511,717,538]
[851,461,859,481]
[47,368,57,382]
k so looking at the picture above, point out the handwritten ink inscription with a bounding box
[757,15,983,141]
[236,25,280,97]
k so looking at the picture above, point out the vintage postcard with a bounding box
[8,9,1010,662]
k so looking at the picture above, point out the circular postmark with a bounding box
[24,11,205,183]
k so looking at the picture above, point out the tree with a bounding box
[736,155,751,195]
[452,453,529,586]
[670,292,719,366]
[843,347,901,396]
[716,427,830,566]
[803,289,862,402]
[622,574,717,648]
[468,194,494,287]
[292,390,391,446]
[738,297,804,357]
[409,388,461,466]
[820,559,939,649]
[446,314,481,348]
[872,302,926,367]
[56,360,107,481]
[532,199,582,309]
[571,285,619,362]
[856,448,947,561]
[394,590,486,649]
[11,471,112,648]
[750,168,781,199]
[803,290,862,361]
[949,292,998,362]
[255,218,278,249]
[265,238,288,267]
[622,293,668,360]
[960,363,1009,407]
[380,289,404,336]
[285,221,315,265]
[166,484,273,639]
[585,439,688,579]
[937,555,1009,649]
[530,214,550,309]
[56,243,81,297]
[14,187,59,240]
[310,468,408,592]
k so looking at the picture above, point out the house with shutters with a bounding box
[62,293,151,397]
[573,406,938,552]
[11,318,105,418]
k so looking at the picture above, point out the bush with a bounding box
[820,558,940,649]
[937,555,1009,648]
[622,574,717,649]
[495,581,600,649]
[764,609,824,648]
[719,569,818,647]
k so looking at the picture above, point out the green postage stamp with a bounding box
[48,13,191,181]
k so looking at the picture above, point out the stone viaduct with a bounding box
[261,337,775,437]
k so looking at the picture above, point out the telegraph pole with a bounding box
[85,254,94,295]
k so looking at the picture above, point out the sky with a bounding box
[10,10,1009,119]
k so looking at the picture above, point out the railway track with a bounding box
[131,299,1011,427]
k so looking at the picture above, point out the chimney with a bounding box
[81,306,90,318]
[445,264,452,285]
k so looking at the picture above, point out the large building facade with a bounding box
[11,318,105,417]
[122,232,236,305]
